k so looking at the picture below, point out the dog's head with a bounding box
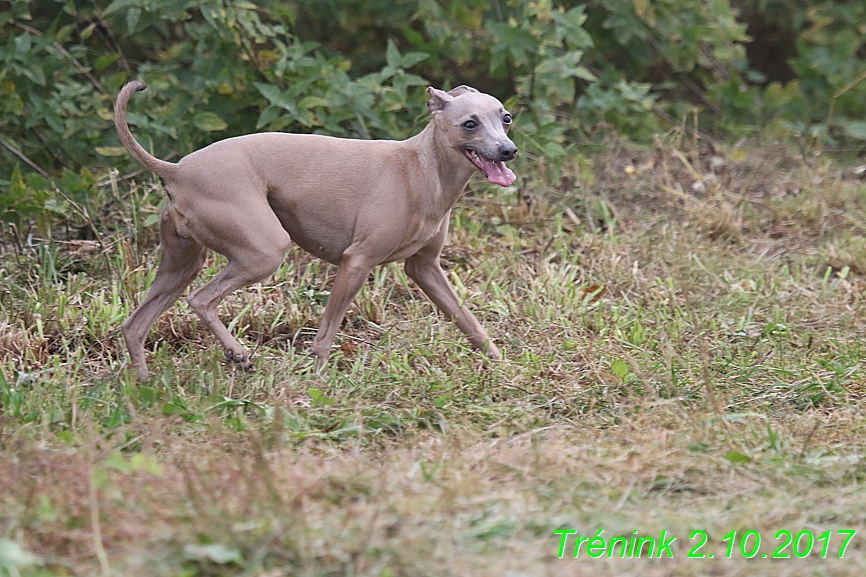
[426,86,517,187]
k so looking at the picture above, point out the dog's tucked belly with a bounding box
[268,194,443,266]
[268,203,351,264]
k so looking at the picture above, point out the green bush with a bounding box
[0,0,433,232]
[1,0,865,232]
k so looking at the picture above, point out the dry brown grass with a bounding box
[2,408,865,576]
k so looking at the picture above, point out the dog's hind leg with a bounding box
[185,206,292,371]
[122,209,207,379]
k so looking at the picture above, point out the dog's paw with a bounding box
[474,339,501,360]
[132,366,151,381]
[485,344,502,360]
[224,349,253,370]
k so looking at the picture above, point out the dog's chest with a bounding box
[381,215,446,263]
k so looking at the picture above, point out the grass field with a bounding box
[2,135,866,576]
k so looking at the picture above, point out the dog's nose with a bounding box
[499,143,518,161]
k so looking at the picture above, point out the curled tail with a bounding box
[114,81,177,178]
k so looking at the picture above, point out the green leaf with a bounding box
[399,51,429,69]
[95,146,128,157]
[162,402,186,416]
[308,388,335,406]
[9,164,26,200]
[573,66,598,82]
[80,22,97,40]
[254,82,296,113]
[543,142,566,158]
[127,7,141,34]
[22,66,46,87]
[725,450,751,464]
[841,120,866,141]
[44,197,68,214]
[401,73,429,86]
[385,39,401,69]
[56,24,75,44]
[102,0,132,17]
[611,358,629,380]
[193,112,228,132]
[14,32,31,53]
[299,95,328,109]
[94,53,120,71]
[255,105,282,129]
[555,6,593,48]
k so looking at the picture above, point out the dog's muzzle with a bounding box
[463,144,517,187]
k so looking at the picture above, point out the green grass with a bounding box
[2,141,866,576]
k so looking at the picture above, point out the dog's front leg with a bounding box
[404,225,501,360]
[405,253,501,359]
[312,249,380,371]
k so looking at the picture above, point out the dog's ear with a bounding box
[426,87,453,114]
[447,85,479,97]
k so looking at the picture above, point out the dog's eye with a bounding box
[502,114,512,125]
[462,119,478,130]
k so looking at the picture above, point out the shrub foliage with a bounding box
[1,0,865,229]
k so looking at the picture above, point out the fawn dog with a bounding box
[114,81,517,378]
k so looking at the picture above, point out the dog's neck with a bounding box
[409,120,476,214]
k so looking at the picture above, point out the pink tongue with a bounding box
[479,157,516,186]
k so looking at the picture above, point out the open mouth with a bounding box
[463,148,516,187]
